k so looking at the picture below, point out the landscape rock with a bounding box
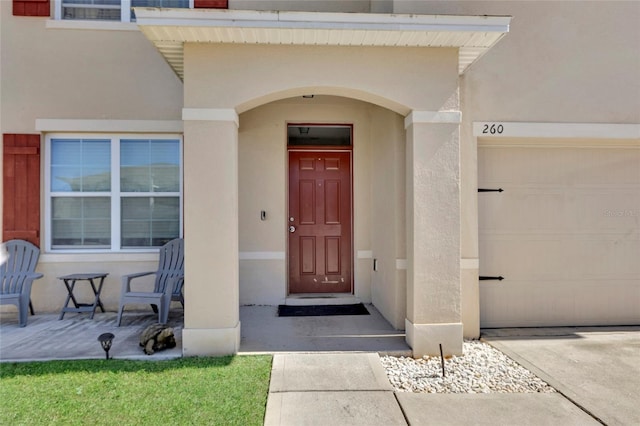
[380,340,555,394]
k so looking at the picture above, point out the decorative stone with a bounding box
[380,340,556,394]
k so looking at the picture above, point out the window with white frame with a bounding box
[57,0,190,22]
[46,135,182,251]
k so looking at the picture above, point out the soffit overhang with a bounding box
[135,8,511,80]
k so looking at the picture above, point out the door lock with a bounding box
[289,225,296,233]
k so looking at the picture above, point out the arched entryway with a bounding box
[135,8,511,358]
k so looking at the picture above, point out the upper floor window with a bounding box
[45,134,182,251]
[57,0,190,22]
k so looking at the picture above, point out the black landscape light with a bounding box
[98,333,115,360]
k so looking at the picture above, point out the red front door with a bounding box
[288,150,352,293]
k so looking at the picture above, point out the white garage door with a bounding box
[478,142,640,328]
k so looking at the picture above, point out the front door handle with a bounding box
[289,225,296,233]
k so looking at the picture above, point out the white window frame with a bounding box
[44,133,183,253]
[53,0,194,22]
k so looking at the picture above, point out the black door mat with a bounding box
[278,303,370,317]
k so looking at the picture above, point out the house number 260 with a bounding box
[482,124,504,134]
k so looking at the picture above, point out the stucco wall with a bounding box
[394,0,639,123]
[237,96,405,310]
[369,107,406,329]
[184,41,458,331]
[393,0,640,336]
[1,2,185,315]
[184,43,458,115]
[0,3,183,133]
[401,0,640,261]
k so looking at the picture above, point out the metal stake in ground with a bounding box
[439,343,446,378]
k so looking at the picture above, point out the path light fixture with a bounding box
[98,333,115,360]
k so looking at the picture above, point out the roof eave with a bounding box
[135,8,511,80]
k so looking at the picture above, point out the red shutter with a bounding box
[13,0,50,17]
[194,0,228,8]
[3,134,41,247]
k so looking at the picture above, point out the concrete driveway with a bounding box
[482,326,640,426]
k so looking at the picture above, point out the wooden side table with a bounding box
[58,273,109,320]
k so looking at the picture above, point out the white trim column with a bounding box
[182,107,241,357]
[404,110,463,357]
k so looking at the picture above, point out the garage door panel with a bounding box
[479,144,640,328]
[480,281,576,327]
[479,237,564,279]
[480,148,568,184]
[481,234,640,280]
[481,189,639,232]
[480,280,639,328]
[479,147,640,185]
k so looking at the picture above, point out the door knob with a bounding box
[289,225,296,233]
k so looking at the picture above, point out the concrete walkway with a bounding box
[263,352,599,426]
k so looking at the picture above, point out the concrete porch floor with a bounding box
[0,304,410,362]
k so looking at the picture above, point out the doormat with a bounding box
[278,303,370,317]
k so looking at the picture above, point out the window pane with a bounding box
[52,197,111,248]
[121,139,180,192]
[130,0,189,20]
[131,0,188,7]
[62,0,121,21]
[121,197,179,248]
[287,126,352,146]
[51,139,110,192]
[65,0,121,4]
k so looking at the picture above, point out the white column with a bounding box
[182,108,241,357]
[404,110,463,357]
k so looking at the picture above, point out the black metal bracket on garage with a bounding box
[480,276,504,281]
[478,188,504,192]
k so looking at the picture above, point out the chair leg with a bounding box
[159,296,171,324]
[29,299,35,315]
[18,298,29,327]
[116,303,125,326]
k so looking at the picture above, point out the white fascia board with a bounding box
[36,119,183,133]
[134,8,510,35]
[46,19,138,31]
[473,122,640,139]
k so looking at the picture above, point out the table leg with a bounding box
[58,279,78,320]
[87,277,106,319]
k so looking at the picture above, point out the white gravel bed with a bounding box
[380,340,556,394]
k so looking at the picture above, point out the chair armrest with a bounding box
[121,271,156,293]
[28,272,44,280]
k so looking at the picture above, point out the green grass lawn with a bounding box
[0,355,272,426]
